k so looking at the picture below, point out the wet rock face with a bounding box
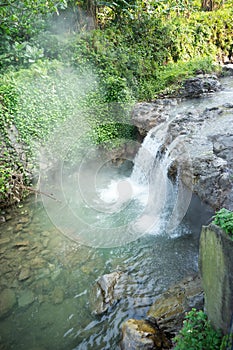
[180,75,222,97]
[147,275,204,337]
[121,319,171,350]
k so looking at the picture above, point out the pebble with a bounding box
[31,257,46,269]
[18,290,34,308]
[19,267,31,281]
[19,217,29,224]
[0,237,10,245]
[14,240,29,247]
[16,224,23,231]
[51,286,64,304]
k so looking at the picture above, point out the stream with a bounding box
[0,76,232,350]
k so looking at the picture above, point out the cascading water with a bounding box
[129,122,173,234]
[94,117,192,239]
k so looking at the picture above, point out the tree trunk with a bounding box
[201,0,214,11]
[86,0,97,29]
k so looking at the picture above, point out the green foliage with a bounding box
[1,0,233,205]
[0,60,135,204]
[90,122,136,149]
[220,333,233,350]
[168,8,233,62]
[0,0,67,70]
[212,208,233,238]
[174,309,222,350]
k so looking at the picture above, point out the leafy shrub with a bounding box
[212,208,233,238]
[174,309,222,350]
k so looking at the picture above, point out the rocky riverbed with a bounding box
[0,193,206,349]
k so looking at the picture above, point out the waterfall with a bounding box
[131,122,169,184]
[130,120,192,235]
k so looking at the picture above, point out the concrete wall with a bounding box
[199,224,233,334]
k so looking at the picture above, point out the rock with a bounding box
[15,224,23,231]
[121,319,171,350]
[165,105,233,210]
[0,216,6,222]
[222,64,233,76]
[51,286,64,304]
[19,216,29,224]
[180,75,221,97]
[132,100,176,135]
[199,224,233,334]
[42,238,49,248]
[0,237,10,245]
[18,267,31,281]
[147,275,204,337]
[14,240,29,247]
[18,290,34,308]
[92,271,123,315]
[0,289,17,318]
[212,134,233,162]
[31,257,46,269]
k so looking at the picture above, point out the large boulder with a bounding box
[121,319,171,350]
[222,64,233,76]
[180,75,221,97]
[91,271,125,315]
[199,224,233,334]
[147,275,204,337]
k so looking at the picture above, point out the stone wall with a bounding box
[199,224,233,334]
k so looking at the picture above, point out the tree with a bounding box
[201,0,225,10]
[0,0,67,68]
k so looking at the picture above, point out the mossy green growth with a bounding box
[212,208,233,239]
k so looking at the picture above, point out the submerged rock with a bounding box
[121,319,171,350]
[18,290,34,308]
[147,275,203,337]
[18,267,31,281]
[51,286,64,304]
[92,271,124,315]
[0,289,17,318]
[0,216,6,222]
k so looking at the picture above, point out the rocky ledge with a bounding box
[132,75,233,210]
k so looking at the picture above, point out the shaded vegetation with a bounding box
[213,208,233,239]
[174,308,223,350]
